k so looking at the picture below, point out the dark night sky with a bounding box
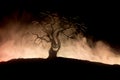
[0,0,120,50]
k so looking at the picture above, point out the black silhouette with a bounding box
[32,12,86,59]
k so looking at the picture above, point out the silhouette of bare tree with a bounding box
[32,12,86,59]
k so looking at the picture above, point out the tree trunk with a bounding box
[48,39,60,59]
[48,47,58,59]
[47,29,61,59]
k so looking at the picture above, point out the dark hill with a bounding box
[0,57,120,78]
[0,57,120,70]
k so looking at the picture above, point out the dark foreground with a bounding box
[0,57,120,78]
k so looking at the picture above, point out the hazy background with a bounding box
[0,0,120,64]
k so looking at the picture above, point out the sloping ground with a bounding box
[0,57,120,78]
[0,57,120,68]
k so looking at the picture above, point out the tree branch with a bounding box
[61,24,77,39]
[75,23,87,33]
[32,33,51,43]
[62,31,76,39]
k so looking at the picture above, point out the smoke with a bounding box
[0,12,120,65]
[58,37,120,64]
[0,14,50,61]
